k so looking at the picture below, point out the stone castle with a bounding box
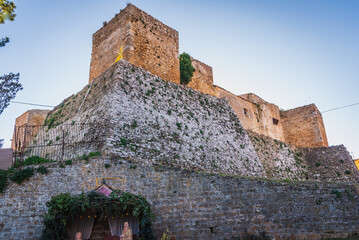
[3,3,359,240]
[89,3,327,149]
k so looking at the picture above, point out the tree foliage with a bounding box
[0,0,16,24]
[180,52,195,85]
[0,72,22,115]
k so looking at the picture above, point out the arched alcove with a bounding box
[40,185,155,240]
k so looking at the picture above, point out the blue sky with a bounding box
[0,0,358,158]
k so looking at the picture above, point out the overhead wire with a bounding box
[9,101,55,108]
[321,102,359,114]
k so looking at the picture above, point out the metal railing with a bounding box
[13,123,108,161]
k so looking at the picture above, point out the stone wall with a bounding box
[280,104,328,148]
[19,61,358,183]
[248,131,359,183]
[303,145,359,183]
[248,131,309,181]
[186,57,215,96]
[213,87,286,142]
[36,60,266,177]
[90,4,180,84]
[11,109,50,150]
[1,158,359,240]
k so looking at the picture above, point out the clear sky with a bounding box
[0,0,358,158]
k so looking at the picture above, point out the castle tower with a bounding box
[89,4,180,84]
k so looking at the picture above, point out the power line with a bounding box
[321,102,359,114]
[10,101,55,108]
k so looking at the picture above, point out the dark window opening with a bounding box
[243,108,248,116]
[273,118,279,125]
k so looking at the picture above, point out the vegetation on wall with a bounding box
[0,155,52,193]
[9,167,34,184]
[179,52,195,85]
[41,191,155,240]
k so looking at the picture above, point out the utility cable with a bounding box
[10,101,55,108]
[321,102,359,114]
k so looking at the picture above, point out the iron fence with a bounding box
[13,123,108,161]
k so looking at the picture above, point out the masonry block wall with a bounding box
[213,87,286,142]
[1,159,359,240]
[32,60,265,177]
[248,130,359,183]
[11,109,50,150]
[186,57,215,96]
[21,61,359,183]
[90,4,180,84]
[280,104,329,148]
[303,145,359,182]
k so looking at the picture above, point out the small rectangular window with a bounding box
[273,118,279,125]
[243,108,248,116]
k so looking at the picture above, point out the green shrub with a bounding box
[345,170,351,175]
[104,164,111,168]
[46,116,56,129]
[179,52,195,85]
[10,168,34,184]
[131,120,138,128]
[65,160,72,165]
[23,156,53,166]
[176,122,182,130]
[0,171,8,193]
[331,190,342,198]
[120,138,129,146]
[88,152,101,158]
[315,163,321,167]
[37,166,49,174]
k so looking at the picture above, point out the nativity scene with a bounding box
[40,182,154,240]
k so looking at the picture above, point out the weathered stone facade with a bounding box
[186,57,215,96]
[11,109,50,150]
[248,131,359,183]
[90,4,179,84]
[16,61,359,183]
[248,130,309,181]
[36,60,266,177]
[281,104,328,148]
[1,158,359,240]
[303,145,359,182]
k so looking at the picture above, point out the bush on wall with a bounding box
[180,52,195,85]
[41,190,155,240]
